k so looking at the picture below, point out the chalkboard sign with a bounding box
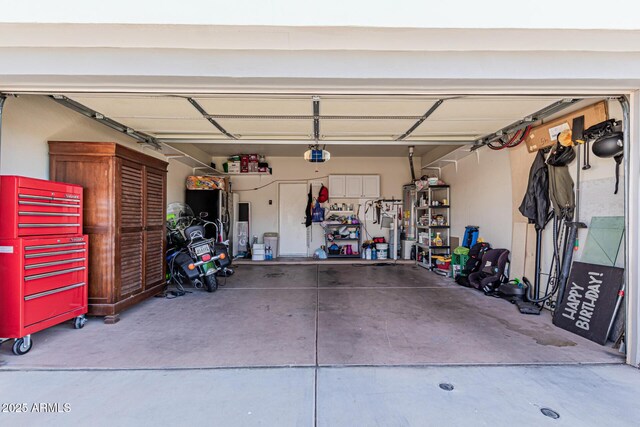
[553,262,624,345]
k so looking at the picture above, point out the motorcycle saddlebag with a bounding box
[174,251,201,281]
[214,243,232,268]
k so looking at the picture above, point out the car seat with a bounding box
[468,249,510,294]
[454,242,491,287]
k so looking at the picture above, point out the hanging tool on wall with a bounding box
[373,200,382,224]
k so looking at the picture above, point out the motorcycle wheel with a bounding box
[205,274,218,293]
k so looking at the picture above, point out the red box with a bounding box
[0,235,89,339]
[0,175,83,239]
[0,175,88,355]
[240,155,249,173]
[436,259,451,271]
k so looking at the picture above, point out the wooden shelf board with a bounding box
[416,243,451,249]
[225,172,271,176]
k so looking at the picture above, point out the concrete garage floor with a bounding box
[0,264,623,368]
[1,264,636,426]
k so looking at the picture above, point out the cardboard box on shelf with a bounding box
[240,155,249,173]
[226,161,240,173]
[525,101,608,153]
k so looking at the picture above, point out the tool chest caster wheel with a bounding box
[74,315,87,329]
[12,336,32,355]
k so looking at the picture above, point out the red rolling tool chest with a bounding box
[0,176,88,355]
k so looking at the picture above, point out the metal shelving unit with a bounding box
[415,185,451,270]
[324,223,362,258]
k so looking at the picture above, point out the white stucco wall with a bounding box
[0,95,190,202]
[440,147,513,250]
[166,160,192,204]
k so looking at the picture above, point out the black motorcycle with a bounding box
[166,204,229,293]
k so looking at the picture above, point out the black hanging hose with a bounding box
[522,216,563,304]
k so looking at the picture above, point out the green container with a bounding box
[451,253,469,266]
[453,246,470,256]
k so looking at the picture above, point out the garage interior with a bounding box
[2,8,640,423]
[0,92,629,369]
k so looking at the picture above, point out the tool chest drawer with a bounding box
[0,175,83,239]
[23,238,88,295]
[23,282,86,327]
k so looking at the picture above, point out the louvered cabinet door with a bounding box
[118,160,144,298]
[144,168,166,289]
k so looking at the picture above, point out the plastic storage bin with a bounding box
[263,232,279,258]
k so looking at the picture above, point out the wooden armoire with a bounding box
[49,141,168,323]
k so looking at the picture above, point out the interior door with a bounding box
[278,183,309,256]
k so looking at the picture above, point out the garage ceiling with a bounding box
[192,142,443,157]
[59,93,571,158]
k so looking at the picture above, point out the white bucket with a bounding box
[376,243,388,260]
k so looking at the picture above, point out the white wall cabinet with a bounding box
[345,175,363,198]
[328,175,346,198]
[328,175,380,198]
[362,175,380,198]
